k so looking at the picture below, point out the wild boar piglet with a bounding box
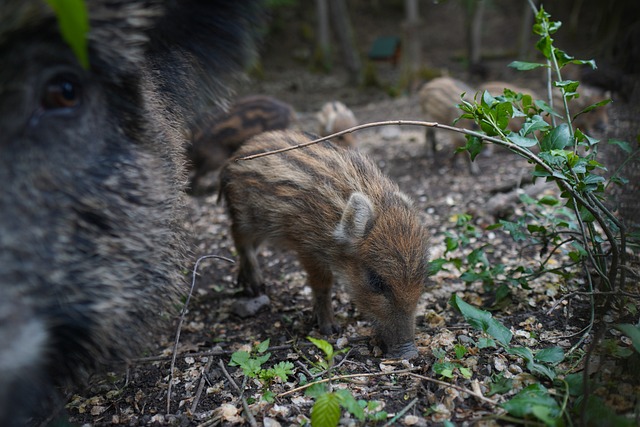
[219,130,430,359]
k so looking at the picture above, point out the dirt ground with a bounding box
[66,2,639,426]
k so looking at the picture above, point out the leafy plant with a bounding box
[425,4,639,424]
[305,337,387,426]
[229,339,294,402]
[450,294,563,381]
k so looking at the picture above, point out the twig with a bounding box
[295,360,314,378]
[166,255,235,414]
[310,348,354,379]
[218,360,258,427]
[190,355,216,414]
[196,415,221,427]
[383,397,418,427]
[139,339,355,363]
[239,376,258,427]
[408,373,498,405]
[277,368,419,397]
[219,359,241,393]
[546,290,640,316]
[237,120,520,160]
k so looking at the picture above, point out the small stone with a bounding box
[230,295,270,318]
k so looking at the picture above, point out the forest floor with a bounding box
[67,2,639,426]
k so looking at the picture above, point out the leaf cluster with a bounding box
[229,339,294,402]
[305,338,387,427]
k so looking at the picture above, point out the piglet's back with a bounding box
[219,130,395,245]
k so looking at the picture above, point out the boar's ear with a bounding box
[396,191,414,209]
[334,192,374,245]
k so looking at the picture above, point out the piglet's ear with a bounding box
[334,192,374,245]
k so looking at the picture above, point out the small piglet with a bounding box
[219,130,430,359]
[418,77,480,174]
[188,95,296,192]
[317,101,359,148]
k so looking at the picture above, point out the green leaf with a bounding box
[272,361,295,381]
[574,98,612,119]
[608,139,632,154]
[459,367,473,379]
[478,337,496,349]
[554,79,580,95]
[256,338,271,353]
[454,344,467,359]
[501,383,561,422]
[487,373,513,396]
[553,49,575,68]
[308,336,334,361]
[463,135,485,160]
[427,258,449,275]
[499,220,528,241]
[615,324,640,353]
[538,195,559,206]
[540,123,572,151]
[335,389,364,421]
[445,236,459,252]
[243,355,271,378]
[449,294,512,347]
[311,393,341,427]
[564,372,584,396]
[535,35,553,58]
[262,390,276,403]
[230,350,250,367]
[507,347,557,380]
[535,347,564,364]
[534,100,562,118]
[46,0,90,69]
[567,58,597,69]
[508,134,538,148]
[433,362,455,379]
[509,61,547,71]
[305,382,328,398]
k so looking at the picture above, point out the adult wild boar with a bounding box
[219,130,430,360]
[0,0,260,424]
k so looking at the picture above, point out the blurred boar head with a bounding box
[0,0,260,424]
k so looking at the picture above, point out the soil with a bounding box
[66,2,639,426]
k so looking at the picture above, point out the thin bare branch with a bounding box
[166,255,235,414]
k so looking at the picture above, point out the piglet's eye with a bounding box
[42,74,82,110]
[367,268,388,294]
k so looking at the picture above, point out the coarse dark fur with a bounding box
[0,0,260,424]
[187,95,297,193]
[219,130,430,359]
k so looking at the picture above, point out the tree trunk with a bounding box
[316,0,331,71]
[328,0,361,84]
[517,1,535,60]
[466,0,486,78]
[401,0,422,90]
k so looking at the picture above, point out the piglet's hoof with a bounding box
[385,342,419,360]
[231,295,270,318]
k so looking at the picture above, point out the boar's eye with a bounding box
[41,73,82,111]
[366,268,388,294]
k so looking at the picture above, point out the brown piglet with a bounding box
[219,130,430,359]
[418,77,480,174]
[316,101,359,148]
[188,95,297,193]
